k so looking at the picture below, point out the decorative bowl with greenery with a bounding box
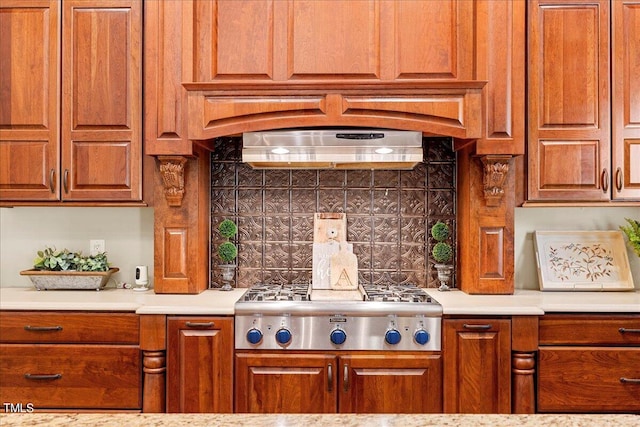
[21,247,118,290]
[620,218,640,258]
[431,221,454,291]
[217,219,238,290]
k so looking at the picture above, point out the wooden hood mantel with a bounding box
[184,81,486,143]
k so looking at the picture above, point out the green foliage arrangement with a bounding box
[33,247,109,272]
[620,218,640,258]
[431,221,453,264]
[217,219,238,264]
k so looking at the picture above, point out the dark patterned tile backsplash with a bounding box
[210,136,456,288]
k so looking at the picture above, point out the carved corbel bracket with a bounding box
[480,155,511,207]
[158,156,188,207]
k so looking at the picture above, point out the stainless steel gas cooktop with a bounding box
[235,282,442,352]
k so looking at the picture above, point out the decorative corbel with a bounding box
[158,156,187,207]
[480,155,511,207]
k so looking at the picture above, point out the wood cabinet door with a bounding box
[166,317,234,413]
[612,0,640,200]
[0,0,60,201]
[235,352,337,413]
[527,0,611,201]
[338,353,442,413]
[60,0,142,201]
[443,319,511,413]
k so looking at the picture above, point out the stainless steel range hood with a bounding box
[242,129,423,170]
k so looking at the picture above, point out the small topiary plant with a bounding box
[217,219,238,265]
[620,218,640,258]
[431,221,452,264]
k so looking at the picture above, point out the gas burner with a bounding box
[242,283,310,302]
[362,283,432,303]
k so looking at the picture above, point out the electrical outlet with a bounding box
[90,239,105,256]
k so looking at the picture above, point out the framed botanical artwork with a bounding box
[533,230,635,291]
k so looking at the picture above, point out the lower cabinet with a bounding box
[235,352,442,413]
[538,314,640,413]
[0,311,141,410]
[443,318,511,413]
[166,316,234,413]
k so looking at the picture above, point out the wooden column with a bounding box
[140,315,167,413]
[457,145,515,294]
[511,316,539,414]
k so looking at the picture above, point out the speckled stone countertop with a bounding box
[1,413,639,427]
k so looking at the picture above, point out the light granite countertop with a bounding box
[0,286,638,315]
[1,413,639,427]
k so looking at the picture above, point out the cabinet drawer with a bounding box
[538,347,640,412]
[0,312,139,344]
[0,344,141,409]
[539,315,640,346]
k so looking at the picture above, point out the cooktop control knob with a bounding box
[275,328,292,345]
[330,328,347,345]
[414,329,430,345]
[385,329,402,345]
[246,328,263,345]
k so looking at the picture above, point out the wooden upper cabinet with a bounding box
[528,0,611,202]
[612,1,640,200]
[0,0,142,203]
[61,0,142,201]
[195,0,473,83]
[0,0,60,201]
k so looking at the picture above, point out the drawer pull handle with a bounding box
[327,363,333,392]
[620,377,640,384]
[24,325,63,332]
[343,364,349,392]
[463,324,492,330]
[24,373,62,380]
[185,321,214,328]
[619,328,640,334]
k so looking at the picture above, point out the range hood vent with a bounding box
[242,129,423,170]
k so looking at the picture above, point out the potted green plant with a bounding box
[20,247,118,290]
[620,218,640,258]
[217,219,238,291]
[431,221,454,291]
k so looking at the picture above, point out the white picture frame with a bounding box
[533,230,635,291]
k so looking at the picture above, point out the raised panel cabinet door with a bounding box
[235,352,337,413]
[61,0,142,201]
[443,319,511,413]
[339,353,443,413]
[166,317,234,413]
[612,1,640,200]
[527,0,611,201]
[0,0,60,201]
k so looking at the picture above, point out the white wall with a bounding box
[0,207,154,288]
[515,206,640,290]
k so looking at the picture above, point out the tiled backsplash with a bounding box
[210,137,456,288]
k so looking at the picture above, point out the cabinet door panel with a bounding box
[443,319,511,413]
[538,347,640,412]
[0,0,60,201]
[61,0,141,201]
[166,317,233,413]
[612,1,640,200]
[528,0,610,201]
[339,354,442,413]
[235,352,336,413]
